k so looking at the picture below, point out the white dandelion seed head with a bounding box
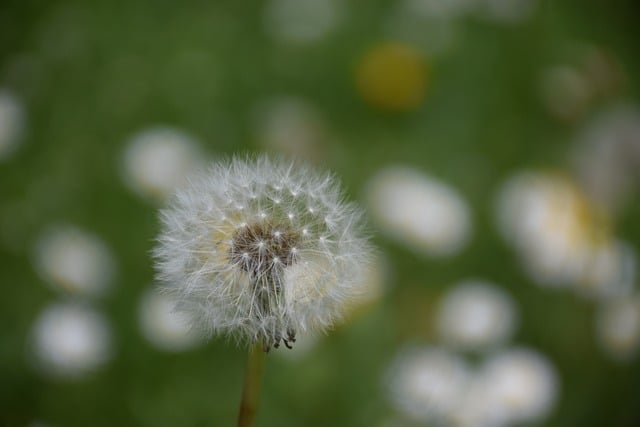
[436,280,518,351]
[153,155,373,350]
[34,226,116,299]
[30,302,112,379]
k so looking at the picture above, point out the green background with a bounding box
[1,0,639,426]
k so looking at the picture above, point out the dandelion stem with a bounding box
[237,342,265,427]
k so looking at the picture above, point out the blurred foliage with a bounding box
[1,0,640,426]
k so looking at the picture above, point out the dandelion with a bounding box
[153,155,373,426]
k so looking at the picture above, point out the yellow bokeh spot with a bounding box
[355,42,428,112]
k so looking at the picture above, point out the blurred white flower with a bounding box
[436,280,517,351]
[478,348,559,425]
[539,46,626,123]
[450,376,500,427]
[138,289,202,352]
[121,126,203,202]
[404,0,477,19]
[253,97,327,161]
[385,345,470,423]
[539,65,592,121]
[366,166,471,257]
[34,226,115,298]
[572,105,640,214]
[574,241,636,299]
[596,295,640,362]
[480,0,537,24]
[31,302,112,379]
[385,7,458,56]
[0,89,25,161]
[385,345,558,427]
[264,0,342,44]
[154,156,373,351]
[496,171,635,298]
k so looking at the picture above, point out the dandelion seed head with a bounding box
[154,155,373,350]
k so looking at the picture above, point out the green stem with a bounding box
[237,342,266,427]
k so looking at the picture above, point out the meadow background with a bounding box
[1,0,640,426]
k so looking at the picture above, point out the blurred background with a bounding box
[1,0,640,426]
